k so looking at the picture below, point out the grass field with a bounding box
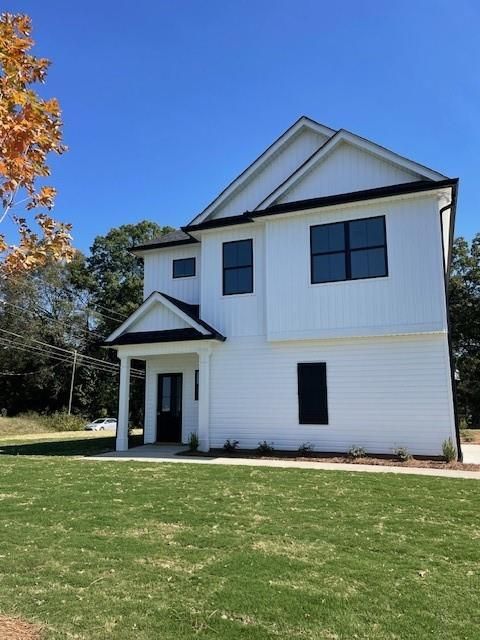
[0,436,479,639]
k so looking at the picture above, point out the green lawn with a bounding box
[0,447,479,639]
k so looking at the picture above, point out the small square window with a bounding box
[173,257,196,278]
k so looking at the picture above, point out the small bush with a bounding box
[442,438,457,463]
[348,445,366,459]
[41,412,85,432]
[188,432,199,451]
[461,428,474,442]
[298,442,315,456]
[257,440,275,454]
[223,439,239,452]
[394,446,412,462]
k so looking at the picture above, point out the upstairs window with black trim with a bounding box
[310,216,387,284]
[173,257,196,278]
[223,239,253,295]
[298,362,328,425]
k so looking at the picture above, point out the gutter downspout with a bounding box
[439,182,462,461]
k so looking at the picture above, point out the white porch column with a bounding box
[198,349,212,452]
[116,355,131,452]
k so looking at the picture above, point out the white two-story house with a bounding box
[105,116,460,459]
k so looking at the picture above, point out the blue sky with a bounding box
[3,0,480,252]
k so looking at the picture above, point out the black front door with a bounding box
[156,373,182,442]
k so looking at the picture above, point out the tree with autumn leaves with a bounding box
[0,12,73,275]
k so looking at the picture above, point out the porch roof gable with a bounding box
[103,291,225,346]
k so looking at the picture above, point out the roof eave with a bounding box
[130,237,199,254]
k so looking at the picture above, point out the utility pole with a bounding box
[68,350,77,415]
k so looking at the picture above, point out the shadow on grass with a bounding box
[0,434,144,457]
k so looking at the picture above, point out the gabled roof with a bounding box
[188,116,336,226]
[182,178,458,233]
[255,129,448,210]
[104,291,225,346]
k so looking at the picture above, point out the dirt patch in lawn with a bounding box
[182,449,480,472]
[0,615,43,639]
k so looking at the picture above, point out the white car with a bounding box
[84,418,117,431]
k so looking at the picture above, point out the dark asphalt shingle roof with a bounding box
[131,230,197,252]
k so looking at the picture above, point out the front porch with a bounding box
[115,342,215,453]
[102,290,225,453]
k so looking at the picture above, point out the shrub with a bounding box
[393,446,412,462]
[442,438,457,463]
[348,445,366,459]
[461,428,474,442]
[298,442,315,456]
[40,412,85,432]
[257,440,275,454]
[223,439,239,452]
[188,432,199,451]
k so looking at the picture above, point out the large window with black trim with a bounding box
[310,216,387,284]
[222,239,253,295]
[173,257,196,278]
[298,362,328,425]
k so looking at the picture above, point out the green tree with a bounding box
[85,221,173,334]
[449,234,480,425]
[81,221,173,423]
[0,255,91,414]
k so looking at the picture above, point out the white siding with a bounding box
[265,195,448,341]
[275,141,421,204]
[200,225,266,337]
[210,129,328,219]
[208,333,455,456]
[144,354,198,444]
[130,303,190,332]
[143,245,201,303]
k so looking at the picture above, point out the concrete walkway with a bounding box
[86,444,480,480]
[462,444,480,464]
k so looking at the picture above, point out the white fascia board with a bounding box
[255,130,448,210]
[105,292,210,343]
[189,117,336,226]
[114,340,219,359]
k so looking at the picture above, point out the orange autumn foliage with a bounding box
[0,12,74,275]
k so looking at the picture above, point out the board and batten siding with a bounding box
[209,128,329,220]
[207,333,455,456]
[200,225,266,337]
[143,244,201,304]
[144,354,198,445]
[275,141,421,205]
[264,194,448,341]
[130,304,190,333]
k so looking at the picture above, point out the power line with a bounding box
[0,339,145,380]
[0,361,65,376]
[7,271,129,323]
[0,330,145,378]
[0,300,105,339]
[0,327,144,373]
